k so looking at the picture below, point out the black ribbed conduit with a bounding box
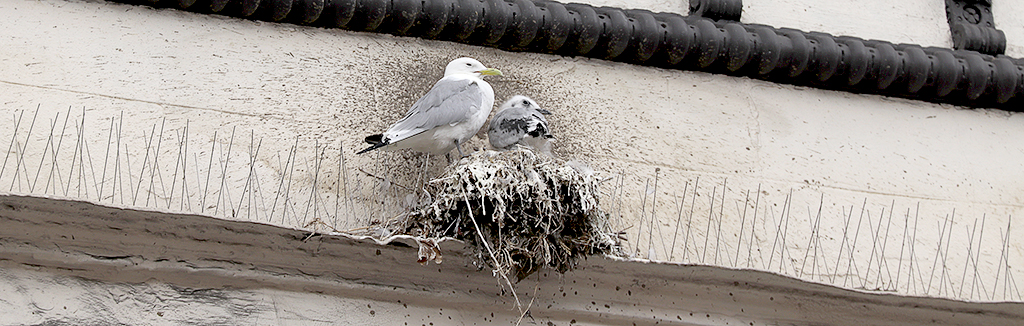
[126,0,1024,110]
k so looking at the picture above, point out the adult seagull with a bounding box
[487,95,553,155]
[357,57,503,158]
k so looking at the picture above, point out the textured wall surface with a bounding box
[1,0,1023,322]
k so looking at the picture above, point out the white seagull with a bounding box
[487,95,554,155]
[358,57,503,157]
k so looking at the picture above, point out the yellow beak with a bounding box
[478,68,503,76]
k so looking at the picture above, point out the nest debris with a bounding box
[390,148,621,281]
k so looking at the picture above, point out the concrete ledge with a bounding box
[1,193,1021,325]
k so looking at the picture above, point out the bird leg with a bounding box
[454,139,467,158]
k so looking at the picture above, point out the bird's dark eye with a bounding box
[466,63,472,66]
[522,100,530,106]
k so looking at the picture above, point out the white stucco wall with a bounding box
[993,0,1024,57]
[1,0,1022,320]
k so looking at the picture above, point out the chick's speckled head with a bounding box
[499,95,551,115]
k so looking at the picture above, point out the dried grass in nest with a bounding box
[391,148,621,281]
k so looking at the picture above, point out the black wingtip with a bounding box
[356,143,386,154]
[357,134,387,154]
[364,134,383,144]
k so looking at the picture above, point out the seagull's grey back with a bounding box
[384,76,484,142]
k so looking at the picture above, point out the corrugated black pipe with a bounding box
[121,0,1024,111]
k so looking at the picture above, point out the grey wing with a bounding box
[488,106,536,149]
[383,77,483,142]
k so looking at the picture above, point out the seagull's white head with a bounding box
[500,95,551,115]
[445,57,503,77]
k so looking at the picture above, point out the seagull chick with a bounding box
[487,95,553,155]
[358,57,503,157]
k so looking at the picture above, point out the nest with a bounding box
[392,148,620,281]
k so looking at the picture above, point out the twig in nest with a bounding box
[301,232,319,242]
[340,225,374,233]
[301,217,341,242]
[514,278,541,326]
[304,217,341,233]
[462,178,523,312]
